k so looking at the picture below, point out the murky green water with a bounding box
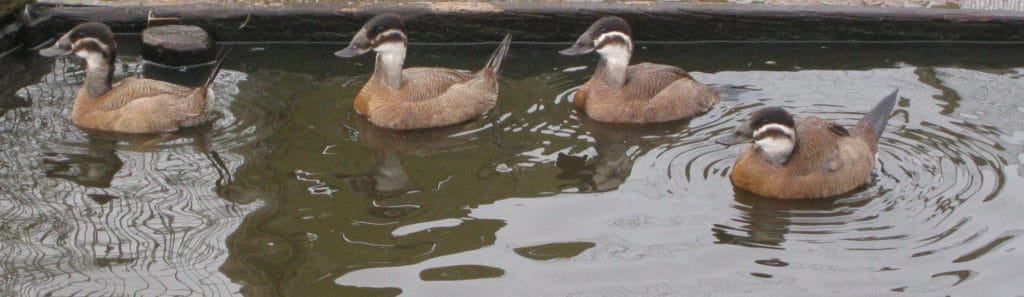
[2,40,1024,296]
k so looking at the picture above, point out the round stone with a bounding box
[141,25,214,66]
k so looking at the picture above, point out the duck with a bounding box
[559,16,720,124]
[715,90,900,199]
[334,14,512,130]
[38,22,227,134]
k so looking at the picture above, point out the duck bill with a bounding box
[715,134,749,146]
[715,126,753,146]
[559,31,595,56]
[335,29,372,58]
[39,35,73,57]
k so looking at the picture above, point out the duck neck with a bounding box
[595,44,631,88]
[373,43,406,89]
[79,51,114,98]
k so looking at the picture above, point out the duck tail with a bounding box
[858,89,899,143]
[480,34,512,78]
[202,47,232,89]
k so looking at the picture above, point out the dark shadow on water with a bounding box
[712,187,873,250]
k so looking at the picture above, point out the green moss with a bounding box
[1,0,34,17]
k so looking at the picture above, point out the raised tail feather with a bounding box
[202,47,232,89]
[183,47,232,122]
[858,89,899,143]
[480,34,512,77]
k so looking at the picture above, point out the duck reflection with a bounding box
[42,128,230,191]
[43,138,123,188]
[221,115,507,295]
[344,116,475,197]
[557,116,688,192]
[713,188,870,249]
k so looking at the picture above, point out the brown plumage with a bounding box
[574,63,720,123]
[354,66,499,130]
[718,90,900,199]
[337,14,512,130]
[70,77,215,134]
[561,16,720,124]
[39,22,226,134]
[730,117,877,199]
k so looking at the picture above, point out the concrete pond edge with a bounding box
[5,2,1024,54]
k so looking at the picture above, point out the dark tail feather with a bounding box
[202,47,232,89]
[858,89,899,142]
[481,34,512,77]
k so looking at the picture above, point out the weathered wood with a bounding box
[141,25,214,66]
[17,2,1024,47]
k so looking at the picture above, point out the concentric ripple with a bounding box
[662,69,1021,295]
[4,43,1024,296]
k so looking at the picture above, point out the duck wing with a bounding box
[398,67,475,102]
[620,63,691,101]
[785,117,850,174]
[369,69,498,130]
[617,63,719,122]
[98,78,193,111]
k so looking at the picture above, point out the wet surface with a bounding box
[2,41,1024,296]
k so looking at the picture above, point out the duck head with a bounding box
[717,107,797,165]
[559,16,633,60]
[335,14,407,58]
[40,22,117,68]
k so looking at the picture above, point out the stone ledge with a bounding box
[16,2,1024,47]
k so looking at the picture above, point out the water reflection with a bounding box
[556,116,689,192]
[713,189,873,249]
[346,117,477,197]
[43,138,123,188]
[5,43,1024,296]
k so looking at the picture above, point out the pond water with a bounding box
[2,40,1024,296]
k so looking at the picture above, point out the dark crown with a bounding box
[749,107,795,131]
[364,14,406,39]
[591,16,632,38]
[69,22,116,48]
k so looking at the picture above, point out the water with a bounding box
[2,40,1024,296]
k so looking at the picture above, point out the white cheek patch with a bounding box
[73,38,110,54]
[595,32,632,66]
[595,32,632,49]
[755,136,795,162]
[374,42,406,55]
[753,124,796,164]
[597,44,630,67]
[375,42,407,69]
[72,38,111,72]
[756,137,794,155]
[374,30,407,44]
[76,50,107,72]
[754,123,795,139]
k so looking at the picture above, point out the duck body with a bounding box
[354,66,497,130]
[574,62,719,124]
[717,90,899,199]
[337,14,512,130]
[730,117,877,199]
[71,77,213,134]
[561,16,719,124]
[39,22,226,134]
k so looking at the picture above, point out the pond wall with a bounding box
[5,2,1024,48]
[0,0,33,55]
